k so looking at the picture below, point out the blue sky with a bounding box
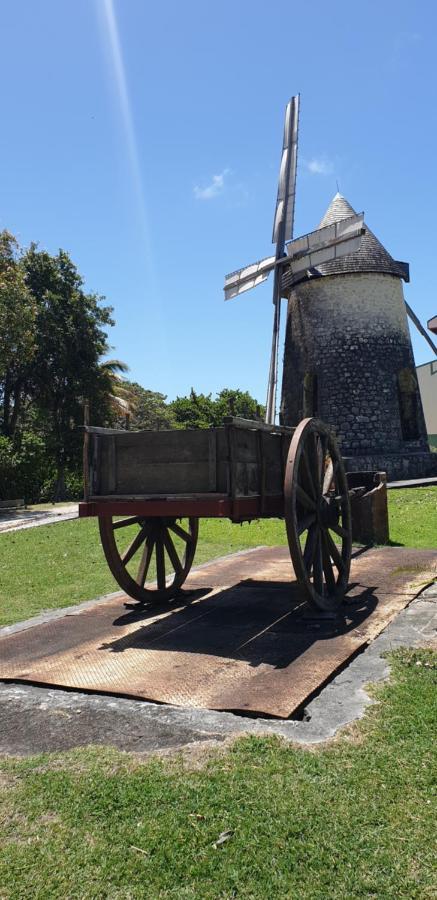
[1,0,436,405]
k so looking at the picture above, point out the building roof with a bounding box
[282,192,409,293]
[428,315,437,335]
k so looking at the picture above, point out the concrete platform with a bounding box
[1,546,435,720]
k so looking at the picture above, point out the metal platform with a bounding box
[1,546,435,719]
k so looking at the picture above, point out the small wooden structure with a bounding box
[79,416,353,613]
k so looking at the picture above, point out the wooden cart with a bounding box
[78,416,352,612]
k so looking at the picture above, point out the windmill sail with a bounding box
[286,212,365,275]
[272,96,299,246]
[222,95,365,425]
[224,255,276,301]
[224,213,364,301]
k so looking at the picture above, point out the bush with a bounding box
[38,468,83,503]
[0,432,53,502]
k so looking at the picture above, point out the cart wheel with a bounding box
[284,418,352,612]
[98,516,198,604]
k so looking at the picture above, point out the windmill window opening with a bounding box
[303,371,319,418]
[397,368,421,441]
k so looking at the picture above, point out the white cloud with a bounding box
[194,168,230,200]
[305,158,334,176]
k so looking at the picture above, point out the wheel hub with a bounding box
[318,495,340,530]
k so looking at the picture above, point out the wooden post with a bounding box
[83,400,90,502]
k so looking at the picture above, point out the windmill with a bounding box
[223,95,365,424]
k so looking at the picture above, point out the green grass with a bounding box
[388,487,437,548]
[0,488,436,628]
[0,648,436,899]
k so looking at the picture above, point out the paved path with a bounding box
[0,504,78,534]
[387,476,437,489]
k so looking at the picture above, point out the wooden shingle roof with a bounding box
[282,193,409,292]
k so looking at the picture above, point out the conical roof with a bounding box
[317,192,357,228]
[282,193,409,292]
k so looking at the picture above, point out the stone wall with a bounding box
[281,272,429,458]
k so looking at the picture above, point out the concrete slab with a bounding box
[0,546,435,720]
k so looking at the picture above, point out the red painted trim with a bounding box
[78,495,285,521]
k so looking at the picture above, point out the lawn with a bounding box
[0,648,435,899]
[0,488,436,628]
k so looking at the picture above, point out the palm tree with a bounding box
[98,359,137,427]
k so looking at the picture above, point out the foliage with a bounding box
[0,649,435,897]
[116,381,176,431]
[22,244,115,497]
[211,387,263,425]
[0,231,37,438]
[0,432,48,501]
[170,388,215,429]
[169,387,263,429]
[0,229,126,500]
[98,359,135,422]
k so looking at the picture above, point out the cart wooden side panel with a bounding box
[84,419,292,503]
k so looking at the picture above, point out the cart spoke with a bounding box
[303,523,318,572]
[306,434,321,499]
[137,537,155,587]
[298,512,316,535]
[321,531,336,592]
[316,435,326,496]
[325,530,345,571]
[122,525,149,565]
[113,516,142,530]
[297,484,316,511]
[323,458,334,495]
[155,537,166,590]
[330,521,350,539]
[312,531,323,595]
[163,529,183,574]
[169,522,191,543]
[301,446,317,500]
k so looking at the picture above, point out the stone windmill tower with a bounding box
[224,98,436,480]
[280,193,436,479]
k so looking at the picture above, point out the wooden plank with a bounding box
[223,416,294,435]
[208,430,217,492]
[89,493,229,501]
[81,426,126,435]
[100,461,212,496]
[91,435,101,496]
[107,436,117,494]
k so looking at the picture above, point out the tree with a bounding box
[22,244,114,499]
[169,389,215,429]
[211,388,263,425]
[122,382,176,431]
[0,231,37,438]
[98,359,136,424]
[169,388,263,429]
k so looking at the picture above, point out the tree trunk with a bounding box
[8,379,23,438]
[53,464,66,502]
[2,371,12,436]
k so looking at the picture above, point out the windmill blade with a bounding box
[224,254,276,300]
[287,235,363,276]
[405,302,437,356]
[272,95,299,247]
[286,212,364,260]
